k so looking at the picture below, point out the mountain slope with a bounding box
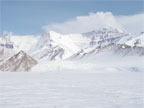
[124,32,144,47]
[0,50,38,72]
[0,28,144,61]
[0,36,15,61]
[70,28,131,59]
[114,32,144,56]
[0,32,80,61]
[30,31,80,60]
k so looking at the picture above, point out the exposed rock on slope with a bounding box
[30,32,79,60]
[0,28,144,61]
[30,33,65,60]
[0,36,15,61]
[115,33,144,56]
[70,29,144,59]
[114,45,144,56]
[0,50,38,72]
[70,28,130,58]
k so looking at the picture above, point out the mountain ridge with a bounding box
[0,50,37,72]
[0,28,144,69]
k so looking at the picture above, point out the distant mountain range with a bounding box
[0,28,144,71]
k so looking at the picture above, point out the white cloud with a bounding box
[116,13,144,33]
[42,12,144,34]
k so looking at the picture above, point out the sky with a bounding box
[0,0,144,35]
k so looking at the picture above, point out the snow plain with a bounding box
[0,54,144,108]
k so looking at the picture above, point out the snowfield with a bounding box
[0,55,144,108]
[0,70,143,108]
[0,14,144,108]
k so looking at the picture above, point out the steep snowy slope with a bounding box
[0,50,38,72]
[0,35,39,60]
[114,33,144,56]
[0,46,15,62]
[1,28,144,61]
[0,32,82,60]
[30,33,64,60]
[30,31,80,60]
[70,28,130,59]
[125,32,144,47]
[0,36,15,61]
[10,35,39,52]
[66,33,91,49]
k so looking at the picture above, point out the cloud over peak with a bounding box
[42,12,144,34]
[42,12,123,34]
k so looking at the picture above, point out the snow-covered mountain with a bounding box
[0,36,15,61]
[0,50,37,72]
[0,28,144,62]
[124,32,144,47]
[70,28,131,58]
[0,28,144,72]
[71,28,144,59]
[114,32,144,56]
[30,31,80,60]
[0,32,81,61]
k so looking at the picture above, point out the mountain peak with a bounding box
[49,31,62,36]
[13,50,27,60]
[0,50,37,72]
[17,50,26,55]
[82,27,126,38]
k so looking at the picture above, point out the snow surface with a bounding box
[0,70,143,108]
[125,33,144,47]
[10,35,39,53]
[0,29,144,107]
[48,31,80,59]
[0,54,144,108]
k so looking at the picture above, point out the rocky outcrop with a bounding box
[0,50,38,72]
